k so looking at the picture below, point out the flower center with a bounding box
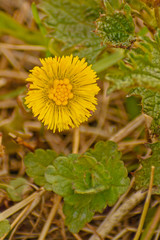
[48,78,73,106]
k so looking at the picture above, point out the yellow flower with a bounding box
[25,55,100,132]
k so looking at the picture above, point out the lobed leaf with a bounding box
[24,149,58,189]
[7,178,29,202]
[44,141,130,232]
[95,10,135,48]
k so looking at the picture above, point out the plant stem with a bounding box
[145,205,160,240]
[89,190,147,240]
[110,114,145,143]
[0,189,45,221]
[38,195,62,240]
[72,127,80,153]
[133,166,155,240]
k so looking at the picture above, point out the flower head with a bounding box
[25,55,99,132]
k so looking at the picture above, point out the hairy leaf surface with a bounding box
[95,11,135,48]
[39,0,104,63]
[106,33,160,93]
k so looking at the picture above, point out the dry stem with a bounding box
[38,195,62,240]
[133,166,155,240]
[72,127,80,154]
[89,190,147,240]
[0,189,45,221]
[110,114,145,143]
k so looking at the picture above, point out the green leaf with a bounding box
[45,155,77,196]
[0,220,11,237]
[7,178,29,202]
[63,202,94,233]
[92,49,125,73]
[45,141,130,233]
[24,149,58,187]
[125,96,141,120]
[86,141,121,164]
[129,87,160,136]
[39,0,104,63]
[135,142,160,194]
[95,9,135,48]
[106,34,160,93]
[0,11,46,46]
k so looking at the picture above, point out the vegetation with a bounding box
[0,0,160,239]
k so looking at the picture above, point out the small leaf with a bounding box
[0,220,11,237]
[135,142,160,193]
[45,141,130,233]
[95,10,135,48]
[24,149,58,187]
[7,178,29,202]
